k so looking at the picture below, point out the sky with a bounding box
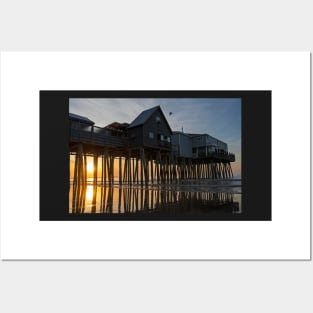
[69,98,241,177]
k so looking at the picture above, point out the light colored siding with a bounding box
[192,134,228,153]
[173,132,228,158]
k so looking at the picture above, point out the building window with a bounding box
[149,131,154,139]
[155,116,161,123]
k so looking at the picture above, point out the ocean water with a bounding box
[69,178,242,218]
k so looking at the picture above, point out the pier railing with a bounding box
[70,125,127,147]
[172,144,235,162]
[209,151,235,162]
[70,123,235,163]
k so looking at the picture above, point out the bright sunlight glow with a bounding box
[87,160,94,173]
[86,185,93,201]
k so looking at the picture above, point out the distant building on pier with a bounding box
[172,132,228,158]
[69,112,95,129]
[104,122,129,137]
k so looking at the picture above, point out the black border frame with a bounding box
[40,91,271,221]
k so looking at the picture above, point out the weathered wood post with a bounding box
[119,156,122,185]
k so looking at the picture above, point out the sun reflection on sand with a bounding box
[86,185,94,201]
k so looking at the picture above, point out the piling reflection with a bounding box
[70,183,241,217]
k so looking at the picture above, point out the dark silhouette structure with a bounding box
[69,106,236,190]
[127,106,172,149]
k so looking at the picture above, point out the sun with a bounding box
[87,160,94,173]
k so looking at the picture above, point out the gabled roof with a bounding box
[127,106,160,128]
[127,106,172,133]
[69,113,95,125]
[105,122,129,129]
[104,122,129,131]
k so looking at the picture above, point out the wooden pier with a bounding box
[70,132,235,186]
[69,107,236,187]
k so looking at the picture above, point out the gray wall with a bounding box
[127,125,143,147]
[192,134,228,153]
[172,133,229,158]
[128,109,172,149]
[172,133,192,157]
[143,110,171,148]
